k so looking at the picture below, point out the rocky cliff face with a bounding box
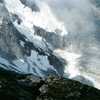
[0,67,100,100]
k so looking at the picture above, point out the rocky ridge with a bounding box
[0,67,100,100]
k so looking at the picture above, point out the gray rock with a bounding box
[36,75,100,100]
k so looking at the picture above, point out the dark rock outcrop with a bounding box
[34,26,69,49]
[20,0,40,12]
[0,68,100,100]
[36,75,100,100]
[0,67,42,100]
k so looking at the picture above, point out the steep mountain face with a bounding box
[0,1,66,77]
[0,0,100,90]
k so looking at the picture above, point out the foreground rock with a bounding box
[0,68,100,100]
[37,75,100,100]
[0,67,43,100]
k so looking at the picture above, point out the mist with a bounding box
[44,0,95,31]
[41,0,100,85]
[42,0,98,50]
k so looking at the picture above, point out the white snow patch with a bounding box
[12,50,57,76]
[4,0,68,36]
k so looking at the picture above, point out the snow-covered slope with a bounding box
[0,0,67,77]
[0,0,100,89]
